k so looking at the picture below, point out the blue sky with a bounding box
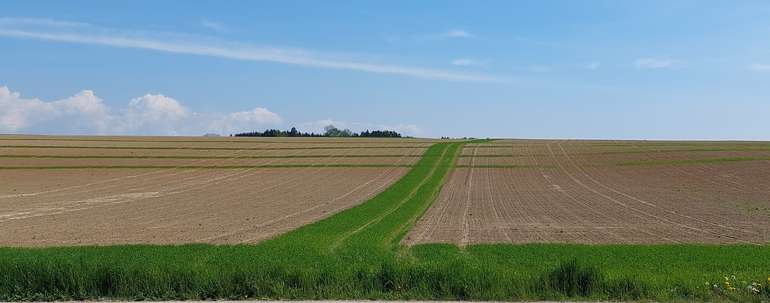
[1,1,769,139]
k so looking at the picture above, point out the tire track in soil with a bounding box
[197,148,417,243]
[131,147,423,234]
[628,142,759,194]
[100,147,421,233]
[0,147,267,203]
[404,168,465,245]
[0,148,269,222]
[559,142,758,238]
[0,148,409,225]
[525,143,627,244]
[546,143,682,243]
[329,144,450,250]
[554,142,753,244]
[484,161,514,243]
[494,153,542,243]
[536,141,663,243]
[623,143,761,235]
[459,145,479,246]
[1,147,424,244]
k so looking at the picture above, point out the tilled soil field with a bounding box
[0,136,427,246]
[406,140,770,245]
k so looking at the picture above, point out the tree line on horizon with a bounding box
[232,125,402,138]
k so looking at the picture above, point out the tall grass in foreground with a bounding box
[2,244,769,301]
[1,141,769,301]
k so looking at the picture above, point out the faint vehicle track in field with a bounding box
[484,161,513,243]
[405,169,463,244]
[459,145,479,246]
[526,144,630,243]
[554,142,753,244]
[196,150,416,243]
[0,149,263,222]
[546,143,682,243]
[625,142,764,233]
[559,142,757,236]
[0,147,257,200]
[0,148,409,223]
[329,144,451,250]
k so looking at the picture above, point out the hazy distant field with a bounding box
[407,140,770,245]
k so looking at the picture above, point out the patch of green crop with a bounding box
[616,157,770,166]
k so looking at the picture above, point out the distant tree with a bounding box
[324,125,351,137]
[234,125,402,138]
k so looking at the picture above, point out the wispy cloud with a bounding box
[441,29,472,38]
[451,58,486,67]
[0,17,501,82]
[634,57,675,69]
[200,19,227,32]
[748,63,770,72]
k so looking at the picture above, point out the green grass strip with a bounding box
[2,141,770,302]
[615,157,770,166]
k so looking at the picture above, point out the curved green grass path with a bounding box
[1,141,769,302]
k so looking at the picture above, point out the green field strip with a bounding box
[0,145,428,151]
[0,154,423,159]
[615,156,770,166]
[595,147,770,154]
[0,164,415,170]
[263,142,461,251]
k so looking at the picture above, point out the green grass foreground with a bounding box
[1,142,769,302]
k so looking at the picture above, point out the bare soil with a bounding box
[0,136,415,246]
[406,140,770,245]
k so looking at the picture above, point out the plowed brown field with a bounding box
[0,136,433,246]
[406,140,770,245]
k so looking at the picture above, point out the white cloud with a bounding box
[120,94,191,135]
[441,29,472,38]
[0,87,112,133]
[0,18,500,82]
[299,119,421,137]
[0,86,281,135]
[748,63,770,71]
[451,58,486,67]
[635,57,675,69]
[200,19,227,32]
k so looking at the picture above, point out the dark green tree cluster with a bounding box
[233,127,322,137]
[233,125,401,138]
